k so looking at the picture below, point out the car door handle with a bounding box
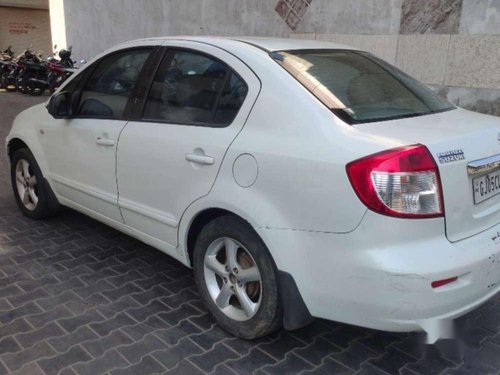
[96,137,115,147]
[185,153,215,165]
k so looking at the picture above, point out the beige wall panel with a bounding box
[396,34,450,85]
[445,35,500,89]
[0,6,51,55]
[313,34,399,64]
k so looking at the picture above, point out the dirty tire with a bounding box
[193,215,282,339]
[10,148,59,219]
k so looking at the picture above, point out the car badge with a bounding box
[437,149,465,164]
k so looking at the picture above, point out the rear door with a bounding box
[116,41,260,253]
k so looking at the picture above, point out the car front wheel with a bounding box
[193,215,282,339]
[10,148,59,219]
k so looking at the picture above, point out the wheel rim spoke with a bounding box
[238,266,260,284]
[225,238,239,270]
[235,287,256,317]
[16,171,24,184]
[28,175,37,187]
[28,188,38,205]
[215,283,233,309]
[22,188,30,205]
[21,160,30,179]
[205,255,227,278]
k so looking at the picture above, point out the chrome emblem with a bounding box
[437,150,465,164]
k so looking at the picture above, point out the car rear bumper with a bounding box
[258,211,500,337]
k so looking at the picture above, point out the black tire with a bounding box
[27,81,44,96]
[1,71,16,92]
[193,215,282,339]
[10,148,59,219]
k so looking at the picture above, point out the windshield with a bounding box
[272,49,455,124]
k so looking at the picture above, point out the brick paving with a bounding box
[0,90,499,374]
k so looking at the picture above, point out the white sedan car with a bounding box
[6,37,500,341]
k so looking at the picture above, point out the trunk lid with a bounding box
[354,108,500,242]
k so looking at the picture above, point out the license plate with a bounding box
[473,170,500,204]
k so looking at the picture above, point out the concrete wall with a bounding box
[50,0,500,116]
[0,4,51,55]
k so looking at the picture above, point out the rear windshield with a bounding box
[272,49,455,124]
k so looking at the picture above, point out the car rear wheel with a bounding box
[193,215,282,339]
[10,148,59,219]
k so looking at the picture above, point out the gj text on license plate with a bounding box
[473,170,500,204]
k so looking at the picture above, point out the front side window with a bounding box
[272,50,455,124]
[78,49,152,119]
[143,50,247,127]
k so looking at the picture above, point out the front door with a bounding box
[39,47,154,222]
[116,42,260,255]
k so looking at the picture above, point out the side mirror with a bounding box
[47,92,71,118]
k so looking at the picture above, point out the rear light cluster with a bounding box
[346,145,444,218]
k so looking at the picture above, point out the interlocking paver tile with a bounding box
[155,319,202,346]
[48,326,100,353]
[225,348,276,374]
[89,312,136,337]
[2,341,56,372]
[0,301,42,324]
[293,336,341,365]
[73,349,129,375]
[406,345,458,375]
[152,337,203,370]
[369,347,418,374]
[259,332,308,360]
[37,345,92,374]
[262,353,314,374]
[15,322,66,349]
[0,94,498,375]
[165,360,205,375]
[330,341,381,371]
[188,342,239,373]
[26,305,74,328]
[0,336,22,355]
[109,355,165,375]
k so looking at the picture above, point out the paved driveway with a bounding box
[0,91,499,375]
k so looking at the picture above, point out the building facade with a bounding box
[42,0,500,117]
[0,0,51,57]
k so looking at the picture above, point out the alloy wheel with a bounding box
[203,237,262,321]
[15,159,38,211]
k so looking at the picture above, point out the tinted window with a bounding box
[213,72,249,126]
[78,49,152,119]
[143,50,247,126]
[272,50,455,124]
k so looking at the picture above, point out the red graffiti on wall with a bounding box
[8,22,36,35]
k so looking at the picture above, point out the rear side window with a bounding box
[272,50,455,124]
[143,49,247,127]
[78,49,152,119]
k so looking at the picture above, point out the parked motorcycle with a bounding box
[0,47,39,92]
[26,45,76,95]
[1,45,78,95]
[0,46,15,89]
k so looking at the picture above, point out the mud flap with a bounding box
[278,270,314,330]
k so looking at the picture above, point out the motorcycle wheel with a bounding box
[28,81,44,96]
[1,72,16,92]
[15,76,26,94]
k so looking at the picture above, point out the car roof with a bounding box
[124,36,357,53]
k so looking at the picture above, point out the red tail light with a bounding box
[346,144,444,218]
